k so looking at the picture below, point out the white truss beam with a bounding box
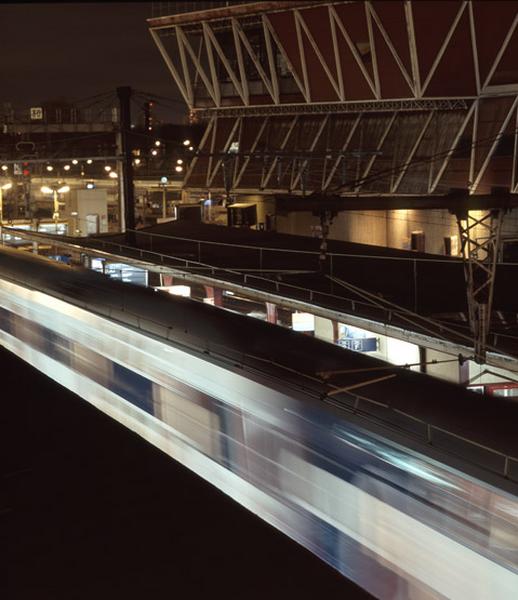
[176,26,218,105]
[263,15,309,102]
[368,2,415,96]
[421,2,468,97]
[232,18,275,103]
[329,5,344,100]
[470,95,518,193]
[391,110,434,193]
[430,101,476,193]
[206,117,218,187]
[233,117,270,189]
[149,29,191,108]
[184,115,215,183]
[295,9,342,100]
[481,13,518,91]
[207,118,242,187]
[322,113,362,191]
[202,23,221,107]
[261,116,299,189]
[329,5,379,100]
[467,1,481,95]
[292,115,330,189]
[231,20,249,106]
[404,1,421,98]
[356,111,398,192]
[203,22,247,105]
[262,15,280,104]
[294,9,311,102]
[365,2,381,99]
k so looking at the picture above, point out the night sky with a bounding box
[0,3,186,121]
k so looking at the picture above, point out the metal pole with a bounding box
[117,86,136,244]
[413,259,418,312]
[53,190,59,233]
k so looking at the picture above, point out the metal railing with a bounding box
[1,226,480,352]
[325,390,518,483]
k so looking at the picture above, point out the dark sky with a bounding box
[0,3,186,122]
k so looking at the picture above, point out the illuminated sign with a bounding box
[30,107,43,120]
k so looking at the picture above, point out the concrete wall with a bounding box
[72,189,108,234]
[426,349,460,384]
[276,208,518,256]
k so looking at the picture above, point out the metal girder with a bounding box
[456,208,505,363]
[192,99,469,119]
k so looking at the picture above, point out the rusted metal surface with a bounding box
[147,1,320,28]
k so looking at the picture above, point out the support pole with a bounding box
[117,86,136,243]
[455,207,505,364]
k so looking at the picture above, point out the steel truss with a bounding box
[456,209,505,363]
[149,2,518,109]
[193,99,470,119]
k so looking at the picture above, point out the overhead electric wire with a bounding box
[327,128,515,195]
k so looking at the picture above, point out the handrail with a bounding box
[126,227,463,264]
[0,226,488,350]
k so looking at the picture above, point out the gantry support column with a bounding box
[455,208,505,364]
[266,302,277,324]
[204,286,223,307]
[117,86,136,243]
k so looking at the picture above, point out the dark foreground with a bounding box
[2,347,371,599]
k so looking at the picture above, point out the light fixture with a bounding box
[183,139,190,146]
[1,165,8,171]
[175,165,183,173]
[72,159,79,165]
[41,186,53,194]
[57,185,70,193]
[134,158,141,166]
[155,140,161,147]
[188,146,194,151]
[160,176,168,184]
[86,182,95,190]
[151,149,158,156]
[46,165,54,172]
[64,164,71,171]
[104,165,112,172]
[109,171,118,179]
[176,159,183,165]
[1,182,12,190]
[86,159,93,165]
[71,211,78,216]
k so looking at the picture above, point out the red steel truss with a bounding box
[148,1,518,197]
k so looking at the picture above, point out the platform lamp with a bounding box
[41,184,70,232]
[0,181,12,225]
[159,176,168,218]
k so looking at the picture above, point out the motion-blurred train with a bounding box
[1,245,518,599]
